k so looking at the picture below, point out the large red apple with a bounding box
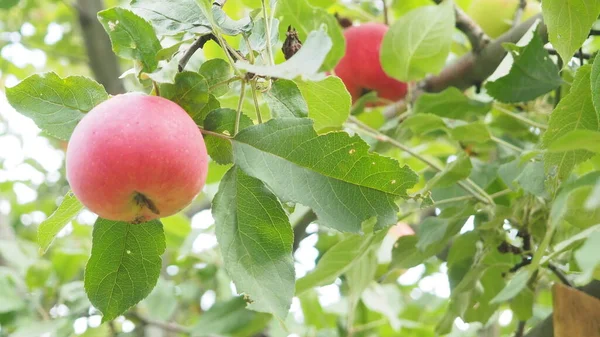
[334,23,408,103]
[66,93,208,223]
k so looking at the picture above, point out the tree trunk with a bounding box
[76,0,125,95]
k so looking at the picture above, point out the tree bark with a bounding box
[76,0,125,95]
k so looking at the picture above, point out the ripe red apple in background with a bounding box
[66,93,209,223]
[465,0,541,38]
[334,23,408,103]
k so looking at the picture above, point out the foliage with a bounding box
[2,0,600,336]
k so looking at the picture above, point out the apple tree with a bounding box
[2,0,600,336]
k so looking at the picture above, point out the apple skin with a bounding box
[334,23,408,103]
[466,0,541,38]
[66,93,208,223]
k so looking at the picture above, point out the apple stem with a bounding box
[381,0,389,26]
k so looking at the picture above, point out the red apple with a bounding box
[66,93,208,223]
[334,23,408,103]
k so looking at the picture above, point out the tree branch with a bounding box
[513,0,527,28]
[292,210,317,253]
[454,6,491,53]
[179,34,217,72]
[433,0,490,53]
[75,0,125,95]
[424,14,546,93]
[129,312,191,335]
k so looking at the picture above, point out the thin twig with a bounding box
[292,210,317,252]
[250,79,263,123]
[589,29,600,36]
[179,34,215,72]
[547,262,574,287]
[261,0,274,66]
[513,0,527,28]
[209,77,242,91]
[515,321,526,337]
[454,6,491,53]
[555,56,564,107]
[491,136,524,152]
[578,48,585,65]
[545,47,591,60]
[347,117,494,205]
[382,0,389,25]
[130,312,191,334]
[494,105,548,130]
[199,128,233,140]
[235,81,247,135]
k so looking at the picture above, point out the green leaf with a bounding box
[401,113,447,134]
[510,288,534,321]
[296,229,385,294]
[232,118,419,232]
[490,268,531,304]
[389,235,434,269]
[449,122,491,143]
[98,7,162,73]
[160,71,210,122]
[161,214,192,249]
[25,260,53,289]
[212,6,253,35]
[413,87,491,120]
[548,130,600,153]
[236,29,331,80]
[515,161,547,197]
[240,17,280,55]
[213,167,294,319]
[131,0,210,36]
[0,0,19,9]
[263,79,309,118]
[486,32,562,103]
[10,319,69,337]
[575,231,600,283]
[295,76,351,132]
[204,108,253,165]
[416,208,472,254]
[84,218,166,322]
[192,297,271,336]
[381,0,455,81]
[145,57,179,84]
[200,59,233,97]
[550,172,600,227]
[428,153,472,189]
[542,65,599,179]
[346,249,378,305]
[5,73,108,140]
[276,0,345,70]
[0,275,25,313]
[37,190,83,254]
[592,52,600,114]
[541,0,600,66]
[142,278,178,320]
